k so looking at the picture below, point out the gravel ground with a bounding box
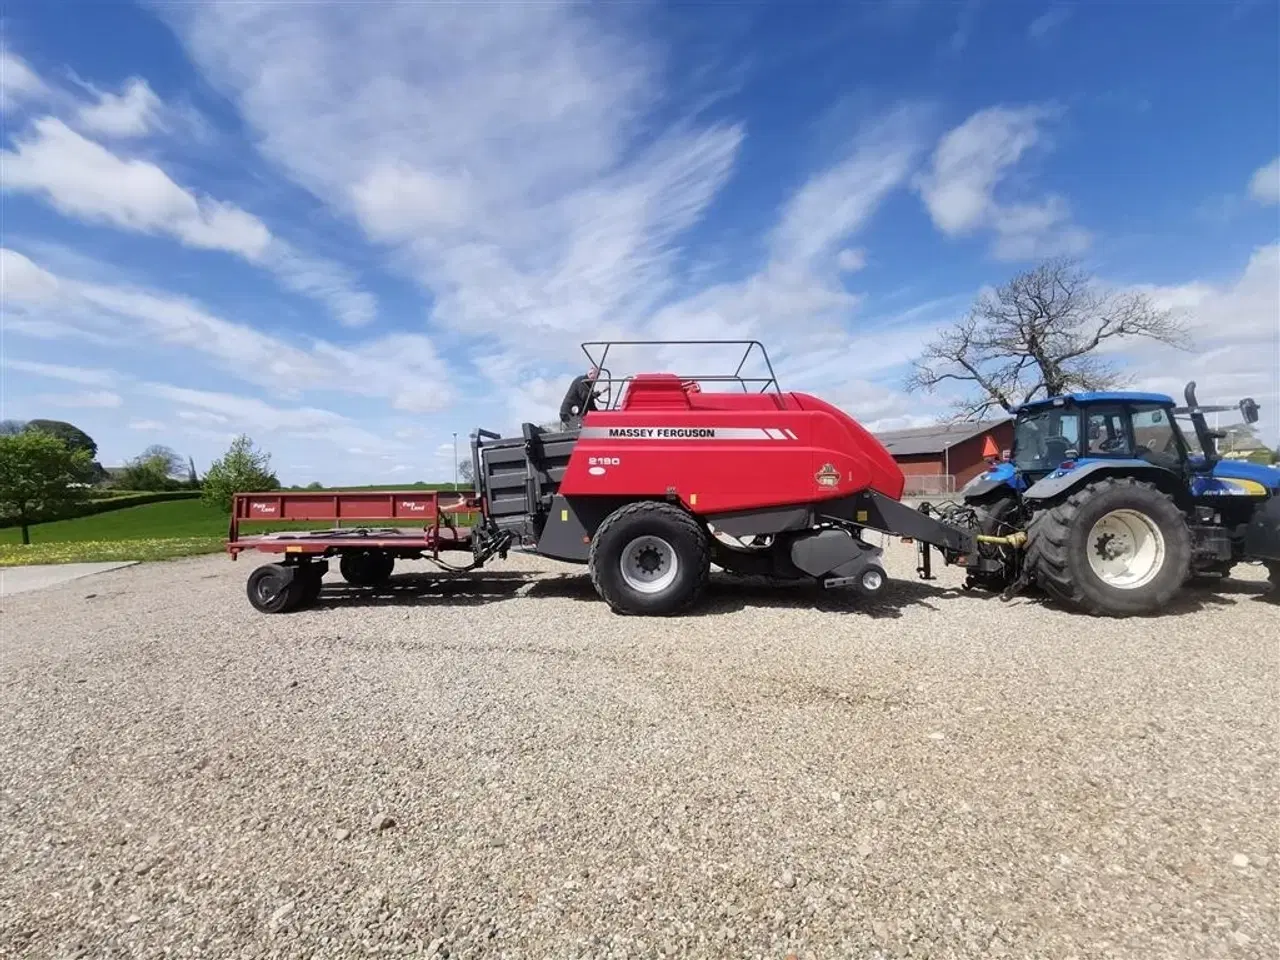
[1,540,1276,960]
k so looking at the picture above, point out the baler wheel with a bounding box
[247,563,303,614]
[589,501,710,615]
[1024,477,1190,617]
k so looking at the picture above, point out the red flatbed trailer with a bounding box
[227,489,478,559]
[229,340,988,616]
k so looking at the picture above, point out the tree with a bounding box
[119,444,187,491]
[0,431,93,545]
[201,435,279,512]
[23,419,97,458]
[457,458,474,484]
[0,420,26,436]
[906,258,1192,420]
[22,419,108,483]
[186,455,200,488]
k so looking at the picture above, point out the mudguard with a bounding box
[960,462,1022,502]
[1242,494,1280,561]
[1022,459,1176,502]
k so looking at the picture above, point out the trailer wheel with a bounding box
[297,563,327,606]
[247,563,302,614]
[339,551,394,587]
[1025,477,1191,617]
[589,501,710,615]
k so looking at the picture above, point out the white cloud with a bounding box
[915,105,1089,260]
[2,117,271,258]
[76,77,164,138]
[0,247,62,303]
[0,118,377,327]
[36,390,123,409]
[1028,7,1071,40]
[1118,244,1280,443]
[155,0,739,366]
[0,46,49,112]
[1,246,452,412]
[1249,156,1279,205]
[0,357,118,387]
[128,419,166,431]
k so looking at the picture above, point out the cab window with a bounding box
[1084,409,1133,457]
[1130,403,1183,466]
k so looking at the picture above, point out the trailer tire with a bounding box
[589,501,710,615]
[297,562,326,606]
[247,563,303,614]
[1025,477,1191,617]
[339,551,394,587]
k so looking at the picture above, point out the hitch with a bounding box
[975,531,1028,549]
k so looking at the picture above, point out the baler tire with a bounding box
[589,501,710,615]
[247,563,302,614]
[1024,477,1191,617]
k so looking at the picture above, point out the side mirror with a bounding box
[1240,397,1260,424]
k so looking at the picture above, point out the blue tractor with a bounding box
[947,381,1280,616]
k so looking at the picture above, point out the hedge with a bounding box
[0,490,202,529]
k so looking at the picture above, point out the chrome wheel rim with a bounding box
[620,535,679,594]
[1087,509,1166,589]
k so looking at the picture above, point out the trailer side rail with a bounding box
[227,489,478,557]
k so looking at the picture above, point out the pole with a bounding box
[452,432,458,490]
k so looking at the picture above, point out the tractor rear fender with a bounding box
[1023,460,1189,507]
[962,476,1015,502]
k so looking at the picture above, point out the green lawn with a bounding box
[0,499,230,545]
[0,493,474,566]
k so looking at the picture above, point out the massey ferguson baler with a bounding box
[228,340,990,615]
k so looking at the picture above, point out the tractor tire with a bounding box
[1025,477,1191,617]
[247,563,303,614]
[589,501,711,615]
[339,551,394,587]
[1268,562,1280,590]
[969,493,1024,591]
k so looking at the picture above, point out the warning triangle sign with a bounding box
[981,435,999,458]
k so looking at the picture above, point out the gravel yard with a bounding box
[1,541,1276,960]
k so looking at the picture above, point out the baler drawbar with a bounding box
[228,339,999,615]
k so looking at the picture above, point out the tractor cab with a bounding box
[1007,391,1192,485]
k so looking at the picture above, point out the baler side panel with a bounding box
[559,379,906,512]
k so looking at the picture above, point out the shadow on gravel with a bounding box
[966,573,1275,619]
[305,569,962,619]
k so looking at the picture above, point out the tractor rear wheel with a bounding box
[589,501,710,615]
[1025,477,1191,617]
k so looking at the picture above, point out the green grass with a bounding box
[0,499,230,545]
[0,493,476,565]
[0,538,225,566]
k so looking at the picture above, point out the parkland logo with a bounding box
[249,501,278,514]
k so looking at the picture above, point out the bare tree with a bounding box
[906,258,1192,420]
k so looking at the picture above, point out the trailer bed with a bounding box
[226,490,477,560]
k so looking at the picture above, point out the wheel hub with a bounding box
[1086,509,1166,590]
[620,535,680,594]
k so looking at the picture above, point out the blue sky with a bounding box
[2,0,1277,485]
